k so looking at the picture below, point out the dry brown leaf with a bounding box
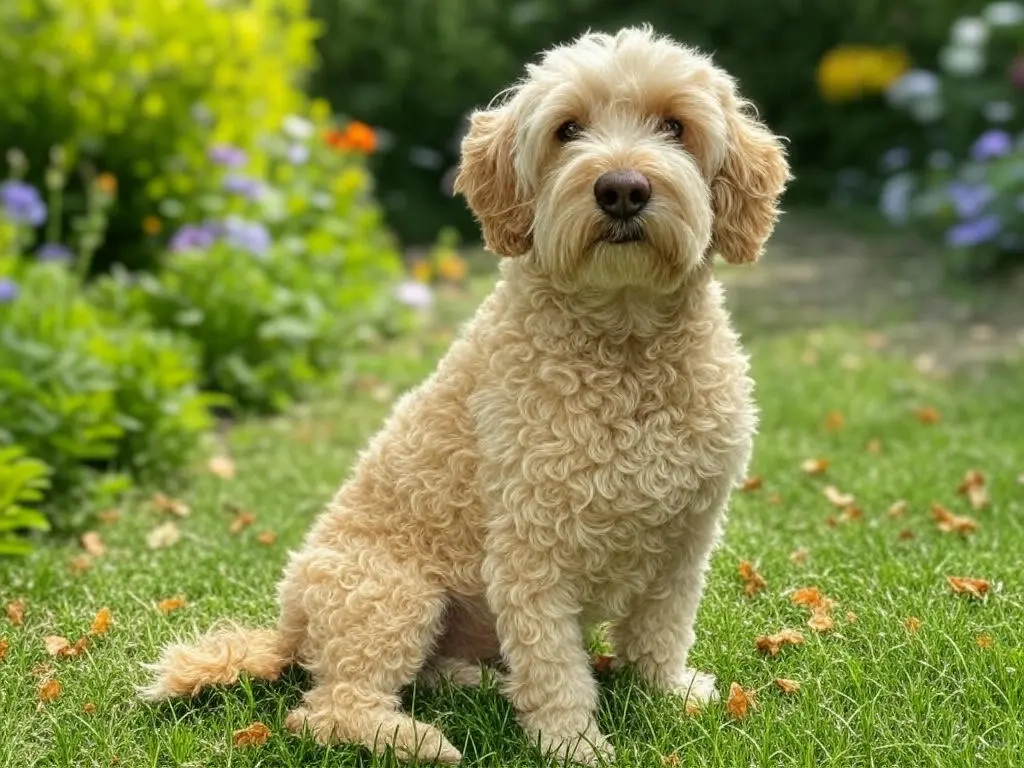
[233,722,272,748]
[592,654,615,673]
[80,531,105,557]
[866,439,883,454]
[664,754,682,766]
[976,634,994,649]
[932,504,978,536]
[156,596,187,614]
[825,515,838,528]
[6,599,25,626]
[825,411,845,431]
[38,679,61,702]
[43,636,70,656]
[83,702,97,715]
[208,455,237,479]
[738,560,767,597]
[229,511,256,534]
[915,406,941,424]
[887,500,908,518]
[256,531,277,545]
[823,485,855,507]
[775,678,801,694]
[956,470,985,494]
[898,528,916,541]
[789,547,808,565]
[791,587,830,609]
[755,628,805,656]
[97,509,121,524]
[90,607,112,636]
[807,609,835,633]
[839,506,863,523]
[152,493,190,518]
[948,576,990,599]
[726,682,756,719]
[68,555,93,574]
[801,458,830,475]
[966,485,990,511]
[740,476,763,492]
[846,612,858,624]
[146,521,181,549]
[0,638,8,662]
[904,617,922,633]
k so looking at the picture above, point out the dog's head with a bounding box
[454,26,791,293]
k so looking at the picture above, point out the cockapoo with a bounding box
[141,24,790,766]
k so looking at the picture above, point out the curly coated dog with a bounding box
[141,24,791,765]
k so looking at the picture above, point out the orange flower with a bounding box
[143,216,162,235]
[96,173,118,195]
[325,121,377,153]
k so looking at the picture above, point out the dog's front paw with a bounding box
[668,668,719,708]
[523,715,615,766]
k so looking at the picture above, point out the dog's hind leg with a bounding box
[282,546,461,763]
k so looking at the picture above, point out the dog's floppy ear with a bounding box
[453,107,533,257]
[710,96,791,265]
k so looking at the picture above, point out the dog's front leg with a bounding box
[611,505,726,709]
[484,549,614,766]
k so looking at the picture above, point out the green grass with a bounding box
[2,271,1023,768]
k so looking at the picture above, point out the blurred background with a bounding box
[2,0,1024,551]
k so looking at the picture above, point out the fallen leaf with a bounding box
[6,600,25,626]
[948,576,990,599]
[846,612,858,623]
[740,476,763,492]
[156,596,187,614]
[664,754,682,766]
[146,521,181,549]
[0,638,7,661]
[90,607,112,636]
[904,617,922,633]
[966,485,990,511]
[789,547,808,565]
[801,458,830,475]
[823,485,855,507]
[738,560,767,597]
[866,439,883,454]
[592,653,615,673]
[976,634,994,649]
[43,636,71,656]
[887,500,908,518]
[807,609,835,633]
[898,528,916,541]
[839,506,862,523]
[208,455,237,480]
[774,678,801,694]
[80,531,105,557]
[956,470,985,494]
[229,511,256,534]
[755,628,805,656]
[825,411,845,431]
[825,515,838,528]
[233,722,272,748]
[932,504,978,536]
[83,702,97,715]
[790,587,832,610]
[726,682,756,719]
[152,493,190,517]
[683,701,702,716]
[38,679,61,702]
[915,406,941,424]
[97,509,121,524]
[68,555,93,574]
[256,531,277,545]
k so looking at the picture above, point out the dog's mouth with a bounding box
[599,221,646,244]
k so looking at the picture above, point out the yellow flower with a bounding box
[142,216,162,235]
[411,259,432,283]
[436,250,468,282]
[817,46,910,103]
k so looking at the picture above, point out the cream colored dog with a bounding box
[141,25,790,766]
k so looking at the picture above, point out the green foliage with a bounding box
[0,446,50,556]
[309,0,990,242]
[0,0,320,272]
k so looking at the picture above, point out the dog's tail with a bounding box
[138,621,294,701]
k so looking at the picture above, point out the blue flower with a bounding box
[223,218,271,256]
[36,243,73,263]
[946,215,1002,247]
[169,224,218,253]
[0,277,18,303]
[286,144,310,165]
[207,144,247,168]
[222,174,265,200]
[970,129,1013,161]
[946,181,995,218]
[1,180,47,226]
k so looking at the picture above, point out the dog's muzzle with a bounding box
[595,169,650,243]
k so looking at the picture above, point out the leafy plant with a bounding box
[0,446,50,556]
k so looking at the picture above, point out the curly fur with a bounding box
[140,25,790,765]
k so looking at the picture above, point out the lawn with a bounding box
[2,224,1024,767]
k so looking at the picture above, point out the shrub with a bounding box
[876,4,1024,275]
[0,0,320,272]
[0,446,50,556]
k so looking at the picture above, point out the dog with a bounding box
[140,24,790,766]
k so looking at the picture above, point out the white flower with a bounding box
[983,100,1015,122]
[886,69,941,107]
[879,172,916,225]
[951,16,990,47]
[939,45,986,77]
[282,115,314,141]
[394,280,434,310]
[984,1,1024,26]
[910,95,945,123]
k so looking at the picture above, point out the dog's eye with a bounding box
[556,121,582,142]
[661,119,684,140]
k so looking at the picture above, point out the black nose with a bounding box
[594,169,651,220]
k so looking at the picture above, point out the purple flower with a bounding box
[946,181,995,218]
[946,215,1002,247]
[169,224,218,253]
[971,129,1013,161]
[394,280,433,309]
[1,180,47,226]
[36,243,73,263]
[0,277,18,303]
[286,144,310,165]
[222,174,264,200]
[223,218,271,256]
[207,144,247,168]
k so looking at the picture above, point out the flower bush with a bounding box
[875,2,1024,274]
